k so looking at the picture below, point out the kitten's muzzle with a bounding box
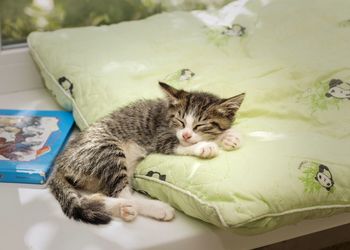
[182,131,192,141]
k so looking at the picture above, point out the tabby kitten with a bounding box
[49,82,245,224]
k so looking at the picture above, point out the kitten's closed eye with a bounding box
[193,123,207,130]
[194,121,226,132]
[175,118,185,128]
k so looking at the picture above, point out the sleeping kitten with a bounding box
[49,82,245,224]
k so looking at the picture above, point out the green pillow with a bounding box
[28,0,350,234]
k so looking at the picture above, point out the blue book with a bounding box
[0,109,74,185]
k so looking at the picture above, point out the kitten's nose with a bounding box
[182,132,192,140]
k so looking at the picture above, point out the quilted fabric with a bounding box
[28,0,350,234]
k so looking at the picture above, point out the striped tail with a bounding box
[48,171,112,225]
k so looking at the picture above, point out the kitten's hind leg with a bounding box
[119,187,175,221]
[92,193,138,222]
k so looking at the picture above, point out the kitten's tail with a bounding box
[48,171,112,225]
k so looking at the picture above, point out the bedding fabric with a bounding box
[28,0,350,234]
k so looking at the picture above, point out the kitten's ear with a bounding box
[217,93,246,117]
[159,82,183,104]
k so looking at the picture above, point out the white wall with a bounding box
[0,47,42,95]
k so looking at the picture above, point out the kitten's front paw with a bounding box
[194,141,219,159]
[219,128,241,151]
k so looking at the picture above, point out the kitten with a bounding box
[48,82,245,224]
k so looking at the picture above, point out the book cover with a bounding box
[0,109,74,185]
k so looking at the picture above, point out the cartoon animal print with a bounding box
[315,164,334,191]
[180,69,195,81]
[298,161,335,193]
[222,24,246,37]
[325,79,350,100]
[338,19,350,28]
[146,171,166,181]
[162,68,196,84]
[58,77,74,97]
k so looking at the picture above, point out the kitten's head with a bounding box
[159,82,245,146]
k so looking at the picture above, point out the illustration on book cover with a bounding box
[0,115,59,161]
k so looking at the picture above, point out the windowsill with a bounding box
[0,88,60,110]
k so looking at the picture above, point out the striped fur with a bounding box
[48,82,245,224]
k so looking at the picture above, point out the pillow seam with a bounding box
[135,175,350,228]
[27,36,89,129]
[233,204,350,227]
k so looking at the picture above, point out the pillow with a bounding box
[28,0,350,234]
